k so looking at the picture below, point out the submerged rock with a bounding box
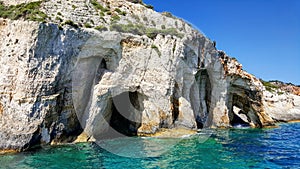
[0,0,299,152]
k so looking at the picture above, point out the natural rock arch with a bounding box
[227,85,263,128]
[229,94,252,127]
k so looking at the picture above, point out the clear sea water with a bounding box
[0,123,299,169]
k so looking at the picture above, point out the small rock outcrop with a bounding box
[0,0,299,152]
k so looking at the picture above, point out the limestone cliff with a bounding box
[0,0,299,152]
[262,81,300,122]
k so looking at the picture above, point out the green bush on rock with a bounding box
[110,23,184,39]
[95,25,108,31]
[125,0,154,9]
[110,23,146,35]
[111,15,120,23]
[63,20,79,28]
[84,22,92,28]
[151,44,161,56]
[260,79,279,93]
[91,0,109,12]
[0,1,48,22]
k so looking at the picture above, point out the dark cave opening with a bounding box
[195,69,212,129]
[100,58,107,69]
[109,91,143,137]
[230,108,250,127]
[196,120,203,129]
[94,58,108,83]
[229,94,251,127]
[171,82,180,124]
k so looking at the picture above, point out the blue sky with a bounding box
[143,0,300,85]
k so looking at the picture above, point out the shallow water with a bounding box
[1,123,299,169]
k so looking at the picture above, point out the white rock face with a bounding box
[263,91,300,122]
[0,19,86,151]
[0,0,299,151]
[72,32,219,138]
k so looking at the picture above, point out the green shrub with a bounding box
[110,23,145,35]
[0,1,48,22]
[110,23,184,39]
[55,16,63,22]
[144,4,154,9]
[161,28,184,38]
[260,79,279,93]
[146,27,184,39]
[115,8,121,14]
[111,14,120,22]
[126,0,143,3]
[151,20,156,26]
[278,91,284,95]
[91,0,103,10]
[123,0,153,9]
[102,8,109,12]
[172,43,176,53]
[142,16,148,22]
[151,44,158,49]
[162,12,173,18]
[106,11,112,15]
[145,28,160,39]
[151,44,161,56]
[95,25,108,31]
[120,11,127,16]
[63,20,79,28]
[84,22,92,28]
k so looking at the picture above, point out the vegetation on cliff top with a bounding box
[0,1,48,22]
[110,23,184,39]
[260,79,282,94]
[0,0,182,39]
[91,0,109,13]
[126,0,154,9]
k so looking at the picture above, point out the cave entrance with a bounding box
[229,94,251,127]
[108,91,143,137]
[195,69,212,128]
[94,58,108,83]
[231,106,250,127]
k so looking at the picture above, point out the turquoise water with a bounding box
[1,123,299,169]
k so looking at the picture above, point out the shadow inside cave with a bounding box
[99,91,145,139]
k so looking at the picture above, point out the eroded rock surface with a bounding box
[263,83,300,122]
[0,0,299,152]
